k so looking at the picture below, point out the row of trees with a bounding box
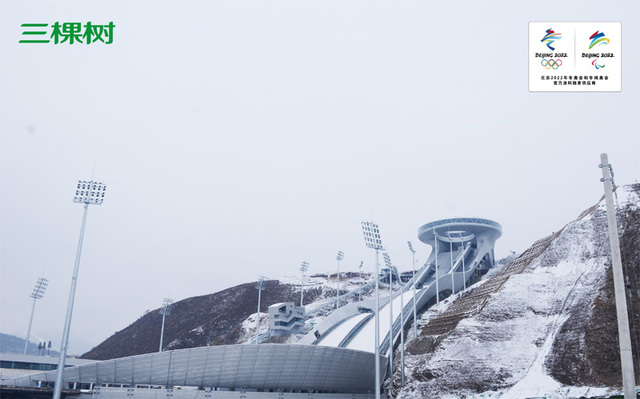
[35,340,52,355]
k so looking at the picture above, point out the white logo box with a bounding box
[529,22,621,92]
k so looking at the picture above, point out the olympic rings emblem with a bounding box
[541,58,563,70]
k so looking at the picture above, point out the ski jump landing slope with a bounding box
[298,218,502,362]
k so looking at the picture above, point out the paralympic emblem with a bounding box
[589,31,610,49]
[541,28,562,50]
[592,59,605,69]
[541,58,562,70]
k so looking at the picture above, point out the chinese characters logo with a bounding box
[19,22,115,44]
[541,28,562,51]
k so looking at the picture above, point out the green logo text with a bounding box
[19,22,115,45]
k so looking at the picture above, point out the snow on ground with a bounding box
[235,272,380,344]
[278,273,376,314]
[345,290,416,353]
[236,312,269,345]
[277,273,372,292]
[189,325,204,334]
[278,274,326,288]
[316,313,370,348]
[453,386,614,399]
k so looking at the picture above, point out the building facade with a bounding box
[268,302,305,337]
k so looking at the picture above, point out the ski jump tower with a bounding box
[416,218,502,302]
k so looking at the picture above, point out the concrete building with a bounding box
[268,302,305,337]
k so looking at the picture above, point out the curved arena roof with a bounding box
[4,344,386,394]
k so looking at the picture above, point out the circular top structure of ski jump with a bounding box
[417,217,502,244]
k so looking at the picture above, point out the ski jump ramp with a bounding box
[300,218,502,360]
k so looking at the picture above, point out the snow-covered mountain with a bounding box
[395,184,640,399]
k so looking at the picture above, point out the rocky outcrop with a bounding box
[547,184,640,387]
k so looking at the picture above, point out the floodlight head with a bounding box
[159,298,174,316]
[30,277,48,299]
[361,221,384,250]
[300,261,309,273]
[73,180,107,205]
[336,251,344,261]
[407,241,415,253]
[256,276,265,290]
[383,252,392,268]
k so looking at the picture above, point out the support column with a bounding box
[600,153,636,399]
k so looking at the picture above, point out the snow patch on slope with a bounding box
[236,312,269,345]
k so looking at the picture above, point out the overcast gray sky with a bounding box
[1,0,638,354]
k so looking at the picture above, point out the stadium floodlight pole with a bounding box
[399,266,405,386]
[255,277,265,344]
[300,261,309,306]
[600,154,636,399]
[432,228,440,304]
[449,233,455,296]
[361,221,384,399]
[462,242,467,290]
[383,252,394,379]
[53,180,106,399]
[358,261,364,302]
[24,277,49,354]
[407,241,417,338]
[159,298,174,352]
[336,251,344,309]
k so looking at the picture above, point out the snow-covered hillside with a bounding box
[395,184,640,399]
[82,271,380,359]
[234,271,401,345]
